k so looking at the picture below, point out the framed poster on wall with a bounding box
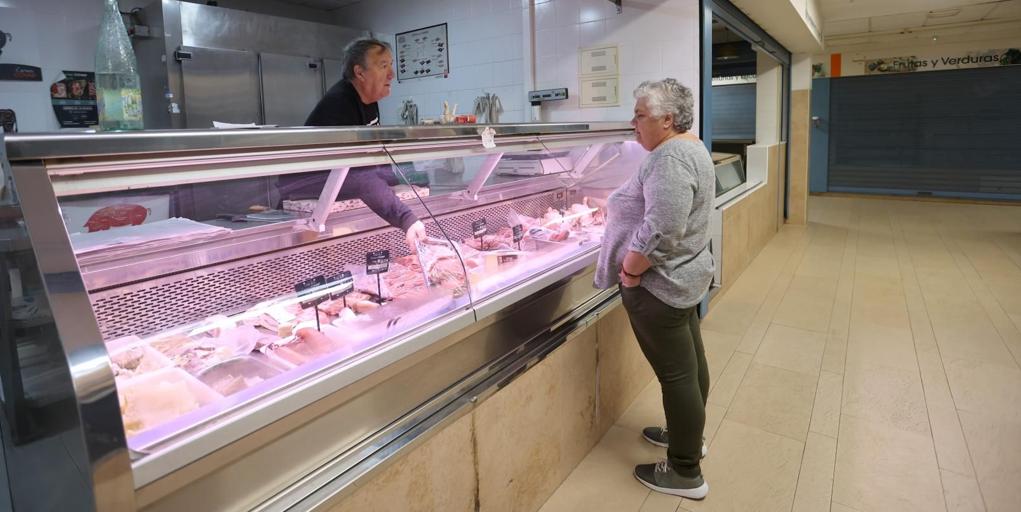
[395,23,449,82]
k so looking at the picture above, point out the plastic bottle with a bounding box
[95,0,144,131]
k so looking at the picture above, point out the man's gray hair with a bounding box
[633,79,694,133]
[342,37,391,81]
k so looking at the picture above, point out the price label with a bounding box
[327,271,354,300]
[366,250,391,275]
[294,275,328,309]
[512,224,524,243]
[472,218,488,238]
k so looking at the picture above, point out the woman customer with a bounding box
[594,78,715,499]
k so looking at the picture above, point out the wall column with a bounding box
[788,53,813,225]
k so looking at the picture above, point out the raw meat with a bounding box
[84,203,150,232]
[110,346,167,378]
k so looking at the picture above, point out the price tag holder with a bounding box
[366,250,391,275]
[294,276,328,309]
[512,224,524,250]
[472,218,488,238]
[327,270,354,300]
[366,250,391,303]
[472,218,488,250]
[294,275,328,331]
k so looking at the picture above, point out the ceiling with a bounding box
[821,0,1021,37]
[272,0,363,11]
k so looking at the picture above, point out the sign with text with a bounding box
[863,48,1021,75]
[294,276,328,309]
[366,250,390,275]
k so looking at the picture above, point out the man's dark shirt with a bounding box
[278,80,417,231]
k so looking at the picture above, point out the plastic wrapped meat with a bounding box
[414,239,468,294]
[110,345,170,379]
[266,325,348,366]
[117,368,220,437]
[196,356,282,396]
[149,332,240,375]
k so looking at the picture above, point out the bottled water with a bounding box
[95,0,144,131]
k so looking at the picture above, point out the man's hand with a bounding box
[405,220,427,252]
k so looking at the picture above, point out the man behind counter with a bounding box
[281,37,427,250]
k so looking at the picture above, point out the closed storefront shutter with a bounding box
[827,66,1021,199]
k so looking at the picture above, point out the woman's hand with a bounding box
[619,267,642,288]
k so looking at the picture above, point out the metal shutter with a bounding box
[828,66,1021,198]
[712,84,756,142]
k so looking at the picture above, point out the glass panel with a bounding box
[54,161,470,449]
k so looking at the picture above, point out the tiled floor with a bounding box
[539,196,1021,512]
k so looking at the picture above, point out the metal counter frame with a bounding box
[1,123,634,511]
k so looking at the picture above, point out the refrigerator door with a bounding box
[179,46,262,128]
[260,53,324,127]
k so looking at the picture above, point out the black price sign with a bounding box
[327,271,354,300]
[294,275,328,309]
[512,224,524,243]
[472,218,488,238]
[366,250,391,275]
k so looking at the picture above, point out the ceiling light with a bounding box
[928,8,962,18]
[932,34,938,41]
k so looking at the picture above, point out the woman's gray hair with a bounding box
[342,37,391,80]
[633,79,694,133]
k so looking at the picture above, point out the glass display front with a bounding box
[52,134,643,450]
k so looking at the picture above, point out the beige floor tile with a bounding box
[773,289,836,333]
[754,323,827,376]
[639,492,681,512]
[707,352,752,408]
[727,363,817,441]
[616,381,665,434]
[916,348,977,476]
[833,415,945,512]
[701,299,759,338]
[842,363,930,435]
[821,336,848,375]
[684,420,804,512]
[792,432,838,512]
[928,305,1018,369]
[944,358,1021,423]
[704,404,727,447]
[845,323,918,372]
[735,272,796,355]
[958,411,1021,512]
[830,502,861,512]
[538,426,664,512]
[855,254,902,281]
[940,470,986,512]
[702,329,741,385]
[810,371,843,438]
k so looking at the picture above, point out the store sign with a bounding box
[864,48,1021,75]
[712,74,757,86]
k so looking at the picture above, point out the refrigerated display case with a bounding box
[0,123,644,511]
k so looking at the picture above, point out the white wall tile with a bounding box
[535,1,557,31]
[555,0,581,26]
[621,42,661,75]
[536,29,557,58]
[556,23,580,54]
[577,20,606,49]
[492,59,524,87]
[579,0,615,23]
[536,55,559,84]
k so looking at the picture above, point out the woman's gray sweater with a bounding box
[594,137,716,309]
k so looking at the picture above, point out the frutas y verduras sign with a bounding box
[864,48,1021,75]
